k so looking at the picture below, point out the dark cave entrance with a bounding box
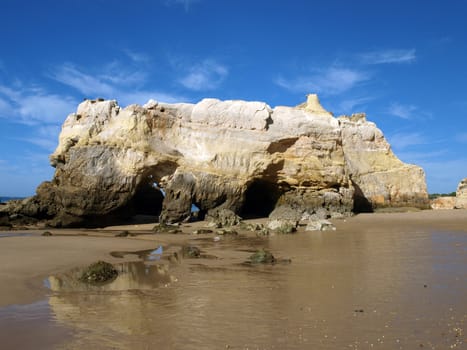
[352,181,373,213]
[240,179,283,218]
[132,178,165,217]
[128,163,178,222]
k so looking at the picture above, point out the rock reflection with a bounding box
[48,261,176,292]
[41,223,467,350]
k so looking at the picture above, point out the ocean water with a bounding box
[0,197,23,203]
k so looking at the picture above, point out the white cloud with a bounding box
[52,64,116,96]
[0,84,77,125]
[387,102,418,119]
[275,67,369,96]
[19,94,76,124]
[360,49,416,64]
[52,62,184,106]
[178,60,228,91]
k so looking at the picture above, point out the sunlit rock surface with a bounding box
[2,94,429,226]
[431,197,456,210]
[455,178,467,209]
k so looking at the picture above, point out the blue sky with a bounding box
[0,0,466,196]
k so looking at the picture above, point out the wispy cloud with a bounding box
[456,132,467,143]
[360,49,416,64]
[388,132,427,150]
[0,84,77,125]
[387,102,418,119]
[123,49,151,64]
[396,149,448,164]
[51,63,130,97]
[178,59,228,91]
[275,67,369,96]
[337,96,374,113]
[19,125,61,151]
[51,61,185,105]
[164,0,200,11]
[0,96,11,115]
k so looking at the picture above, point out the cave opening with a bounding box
[131,176,165,218]
[352,181,373,213]
[127,163,177,223]
[240,179,283,218]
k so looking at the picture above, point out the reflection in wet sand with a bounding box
[1,213,466,350]
[48,261,176,293]
[43,225,467,350]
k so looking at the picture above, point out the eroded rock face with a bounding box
[455,178,467,209]
[1,94,429,227]
[339,113,429,211]
[431,197,456,210]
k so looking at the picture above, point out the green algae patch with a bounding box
[249,249,275,264]
[79,261,118,284]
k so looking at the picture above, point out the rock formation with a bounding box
[339,114,429,211]
[430,196,456,210]
[455,178,467,209]
[1,94,429,227]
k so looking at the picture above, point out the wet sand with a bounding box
[0,210,466,349]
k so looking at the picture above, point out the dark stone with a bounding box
[115,230,130,237]
[182,246,201,258]
[249,249,275,264]
[79,261,118,284]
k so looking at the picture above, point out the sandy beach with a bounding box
[0,209,466,349]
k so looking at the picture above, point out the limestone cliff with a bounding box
[1,94,429,227]
[455,178,467,209]
[339,113,429,210]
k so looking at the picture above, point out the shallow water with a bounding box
[0,220,466,349]
[0,232,32,238]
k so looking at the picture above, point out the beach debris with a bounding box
[249,249,276,264]
[79,261,118,284]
